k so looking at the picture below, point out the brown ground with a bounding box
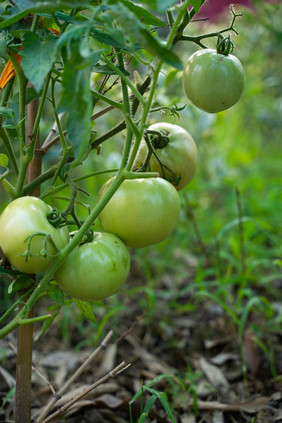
[0,263,281,423]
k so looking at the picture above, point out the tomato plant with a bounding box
[98,177,181,248]
[0,196,69,274]
[0,1,247,419]
[133,122,198,191]
[55,232,130,301]
[182,44,245,113]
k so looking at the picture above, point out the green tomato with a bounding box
[98,177,181,248]
[183,49,245,113]
[0,196,69,274]
[133,122,198,191]
[55,232,130,301]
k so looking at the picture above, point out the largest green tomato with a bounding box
[55,232,130,301]
[133,122,198,191]
[98,177,181,248]
[0,196,69,274]
[183,49,245,113]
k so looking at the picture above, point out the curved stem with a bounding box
[32,72,52,142]
[8,52,27,145]
[103,54,145,106]
[0,78,14,107]
[91,89,123,110]
[9,52,29,198]
[0,128,19,174]
[23,165,58,196]
[117,50,134,169]
[91,76,151,149]
[40,168,118,199]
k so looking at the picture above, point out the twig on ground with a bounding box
[35,330,113,423]
[41,361,131,423]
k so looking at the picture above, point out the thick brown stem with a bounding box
[26,95,43,197]
[15,295,34,423]
[15,85,41,423]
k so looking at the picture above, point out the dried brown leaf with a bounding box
[199,358,230,393]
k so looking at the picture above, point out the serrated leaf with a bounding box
[0,107,15,120]
[0,154,9,168]
[20,32,58,92]
[57,39,93,161]
[8,274,34,294]
[73,298,97,323]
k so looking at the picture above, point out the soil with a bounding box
[0,261,281,423]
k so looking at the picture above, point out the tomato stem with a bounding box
[217,35,234,56]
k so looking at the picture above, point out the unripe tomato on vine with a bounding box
[133,122,198,191]
[182,37,245,113]
[55,232,130,301]
[98,177,181,249]
[0,197,69,274]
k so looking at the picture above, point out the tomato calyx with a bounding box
[20,232,60,263]
[217,35,234,56]
[135,130,176,182]
[69,228,94,246]
[80,229,94,246]
[146,130,170,150]
[47,209,68,228]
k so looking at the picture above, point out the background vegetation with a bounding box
[0,1,281,422]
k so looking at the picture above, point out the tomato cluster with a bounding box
[0,43,245,302]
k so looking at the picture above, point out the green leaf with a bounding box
[0,0,90,30]
[140,28,182,69]
[73,298,97,323]
[122,1,166,26]
[91,63,130,76]
[138,395,157,423]
[0,266,21,276]
[0,31,8,59]
[0,387,16,413]
[108,3,182,69]
[0,153,9,168]
[21,32,58,92]
[56,23,89,50]
[57,39,93,162]
[8,274,34,294]
[91,28,125,49]
[190,0,203,14]
[143,387,176,422]
[46,283,65,304]
[35,308,60,341]
[129,0,178,13]
[0,107,15,120]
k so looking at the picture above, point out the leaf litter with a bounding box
[0,275,281,422]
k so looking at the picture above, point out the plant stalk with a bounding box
[15,82,42,423]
